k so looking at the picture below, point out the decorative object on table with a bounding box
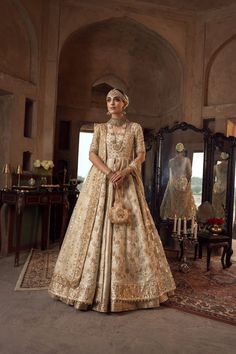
[33,159,54,185]
[12,185,37,191]
[63,168,67,185]
[2,163,11,189]
[16,164,23,187]
[207,217,224,235]
[69,178,78,186]
[28,177,36,187]
[196,201,215,232]
[40,184,60,192]
[172,214,198,273]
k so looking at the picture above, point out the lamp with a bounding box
[2,163,11,190]
[16,165,23,187]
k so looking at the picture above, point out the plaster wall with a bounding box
[1,0,236,177]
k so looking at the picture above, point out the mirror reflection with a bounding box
[212,151,229,218]
[160,142,196,219]
[159,127,204,221]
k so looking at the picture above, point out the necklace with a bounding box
[107,117,127,127]
[108,123,128,152]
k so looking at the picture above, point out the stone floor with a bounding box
[0,251,236,354]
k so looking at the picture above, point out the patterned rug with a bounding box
[165,258,236,326]
[15,248,236,325]
[15,248,58,290]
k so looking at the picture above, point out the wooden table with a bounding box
[0,189,72,266]
[197,232,231,271]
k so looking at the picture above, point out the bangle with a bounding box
[105,170,113,179]
[105,169,112,176]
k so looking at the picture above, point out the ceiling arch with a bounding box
[58,16,183,124]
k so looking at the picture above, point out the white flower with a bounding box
[34,159,54,170]
[48,160,54,168]
[41,160,50,170]
[33,159,41,168]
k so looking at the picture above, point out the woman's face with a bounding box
[106,95,125,115]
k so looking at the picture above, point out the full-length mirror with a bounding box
[152,122,209,249]
[209,133,234,235]
[212,149,229,218]
[156,123,208,224]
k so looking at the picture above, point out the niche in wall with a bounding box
[58,120,71,150]
[23,151,31,171]
[24,98,34,138]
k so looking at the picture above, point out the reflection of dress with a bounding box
[212,161,228,218]
[160,156,196,219]
[49,121,175,312]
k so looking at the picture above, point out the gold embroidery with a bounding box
[49,121,175,312]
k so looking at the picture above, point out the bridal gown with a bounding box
[49,121,175,312]
[212,161,228,218]
[160,156,196,219]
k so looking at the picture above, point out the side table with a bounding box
[197,232,231,271]
[0,189,70,266]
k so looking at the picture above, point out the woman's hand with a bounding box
[108,171,124,188]
[110,171,123,183]
[114,177,124,188]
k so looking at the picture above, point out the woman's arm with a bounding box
[110,152,145,186]
[89,151,113,177]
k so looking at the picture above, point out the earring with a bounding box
[122,110,126,115]
[106,111,111,116]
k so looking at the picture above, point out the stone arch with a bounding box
[204,34,236,106]
[57,16,183,124]
[12,0,38,83]
[0,0,38,83]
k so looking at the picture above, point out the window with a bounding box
[77,132,93,183]
[191,152,204,207]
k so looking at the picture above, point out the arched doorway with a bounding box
[54,17,183,179]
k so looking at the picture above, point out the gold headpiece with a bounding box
[106,89,129,109]
[176,143,185,153]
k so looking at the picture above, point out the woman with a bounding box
[49,88,175,312]
[160,142,196,219]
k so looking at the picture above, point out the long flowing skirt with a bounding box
[49,158,176,312]
[160,181,196,219]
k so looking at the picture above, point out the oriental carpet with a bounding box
[15,248,236,325]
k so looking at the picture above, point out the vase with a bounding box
[33,167,52,186]
[208,224,223,235]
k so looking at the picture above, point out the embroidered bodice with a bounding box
[89,121,145,161]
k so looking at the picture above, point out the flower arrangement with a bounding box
[33,160,54,185]
[207,217,224,225]
[33,160,54,171]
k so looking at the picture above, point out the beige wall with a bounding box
[1,0,236,177]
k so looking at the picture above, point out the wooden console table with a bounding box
[196,232,231,271]
[0,189,73,266]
